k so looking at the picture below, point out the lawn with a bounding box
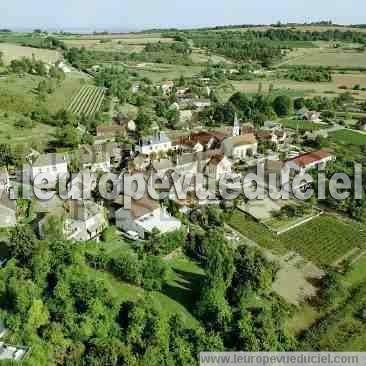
[329,129,366,145]
[164,255,206,313]
[225,211,366,266]
[86,268,200,328]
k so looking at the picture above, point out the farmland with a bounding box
[329,129,366,145]
[226,211,366,266]
[0,43,61,64]
[0,110,56,147]
[285,49,366,68]
[280,118,323,131]
[67,85,106,117]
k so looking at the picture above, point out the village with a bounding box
[1,21,366,363]
[0,78,336,243]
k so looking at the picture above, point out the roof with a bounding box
[80,145,110,164]
[0,192,16,212]
[130,196,160,219]
[32,153,67,167]
[177,150,218,166]
[286,150,331,168]
[140,132,171,146]
[178,131,227,146]
[207,154,225,166]
[152,159,174,171]
[96,124,126,137]
[224,134,257,147]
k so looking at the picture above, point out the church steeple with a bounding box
[233,113,240,136]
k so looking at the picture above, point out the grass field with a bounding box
[0,72,91,113]
[0,110,56,146]
[87,267,200,328]
[329,129,366,145]
[286,48,366,68]
[226,211,366,266]
[128,63,204,82]
[67,85,106,117]
[0,43,61,64]
[280,118,323,131]
[164,256,206,314]
[227,73,366,100]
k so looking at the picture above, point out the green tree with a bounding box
[273,95,293,117]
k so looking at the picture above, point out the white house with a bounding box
[30,153,68,183]
[116,196,181,239]
[285,149,333,174]
[137,132,172,155]
[39,200,107,241]
[205,154,233,181]
[222,134,258,160]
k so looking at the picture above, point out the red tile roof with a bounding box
[286,150,331,168]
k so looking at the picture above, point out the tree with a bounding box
[8,225,39,266]
[41,215,65,241]
[273,95,293,117]
[26,299,49,333]
[0,143,14,167]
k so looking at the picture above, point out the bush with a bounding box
[14,116,33,129]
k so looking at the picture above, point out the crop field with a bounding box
[0,43,61,64]
[67,85,106,117]
[286,49,366,68]
[329,129,366,145]
[226,211,366,266]
[280,118,323,131]
[227,73,366,101]
[128,63,204,82]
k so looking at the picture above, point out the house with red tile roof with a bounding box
[285,149,333,173]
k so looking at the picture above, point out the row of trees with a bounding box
[284,66,332,82]
[200,91,293,126]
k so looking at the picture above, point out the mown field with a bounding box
[226,211,366,266]
[67,85,106,117]
[0,43,61,64]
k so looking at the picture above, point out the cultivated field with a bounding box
[0,43,61,64]
[128,62,204,82]
[286,49,366,68]
[226,211,366,266]
[329,129,366,145]
[226,73,366,101]
[67,85,106,117]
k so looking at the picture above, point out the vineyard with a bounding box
[226,211,366,266]
[67,85,106,117]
